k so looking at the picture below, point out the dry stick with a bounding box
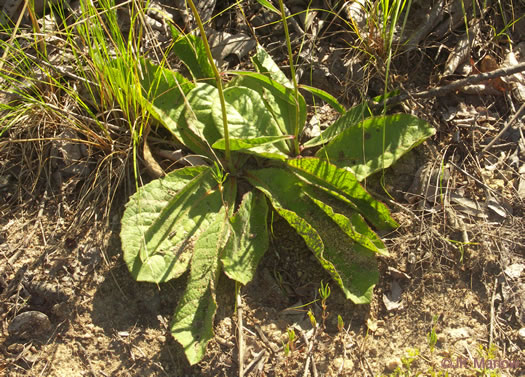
[402,0,445,52]
[372,62,525,109]
[143,124,165,179]
[302,327,319,377]
[254,324,280,353]
[489,277,498,349]
[0,1,28,73]
[237,286,244,377]
[302,331,312,377]
[482,101,525,154]
[243,350,267,375]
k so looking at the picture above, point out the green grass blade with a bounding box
[254,0,280,14]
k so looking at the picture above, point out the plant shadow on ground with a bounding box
[88,215,371,376]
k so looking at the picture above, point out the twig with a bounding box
[302,331,311,377]
[236,284,244,377]
[22,51,98,87]
[372,62,525,109]
[362,357,374,377]
[301,327,319,377]
[489,277,498,348]
[448,161,504,198]
[243,350,267,376]
[402,0,445,52]
[254,324,280,353]
[482,102,525,154]
[143,123,165,179]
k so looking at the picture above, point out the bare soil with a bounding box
[1,1,525,376]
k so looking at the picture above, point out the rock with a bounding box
[7,343,24,354]
[445,327,471,341]
[333,357,354,371]
[504,264,525,279]
[8,311,51,339]
[385,357,402,371]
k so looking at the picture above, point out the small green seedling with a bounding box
[319,281,331,328]
[427,315,438,353]
[337,314,345,332]
[307,309,317,329]
[283,328,297,356]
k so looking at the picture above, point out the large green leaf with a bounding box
[234,74,306,146]
[212,135,293,151]
[221,191,269,285]
[212,86,284,139]
[121,166,225,283]
[305,192,387,256]
[304,102,371,148]
[184,83,223,145]
[287,158,397,230]
[211,86,289,158]
[231,71,298,107]
[136,61,214,157]
[246,167,379,304]
[169,26,215,82]
[302,91,403,149]
[316,114,436,181]
[251,44,293,89]
[299,84,345,115]
[246,46,308,140]
[170,181,234,365]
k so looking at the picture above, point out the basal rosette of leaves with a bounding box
[119,30,435,365]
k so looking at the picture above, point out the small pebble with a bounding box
[222,317,232,329]
[518,327,525,342]
[8,311,51,340]
[385,357,402,371]
[52,302,69,320]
